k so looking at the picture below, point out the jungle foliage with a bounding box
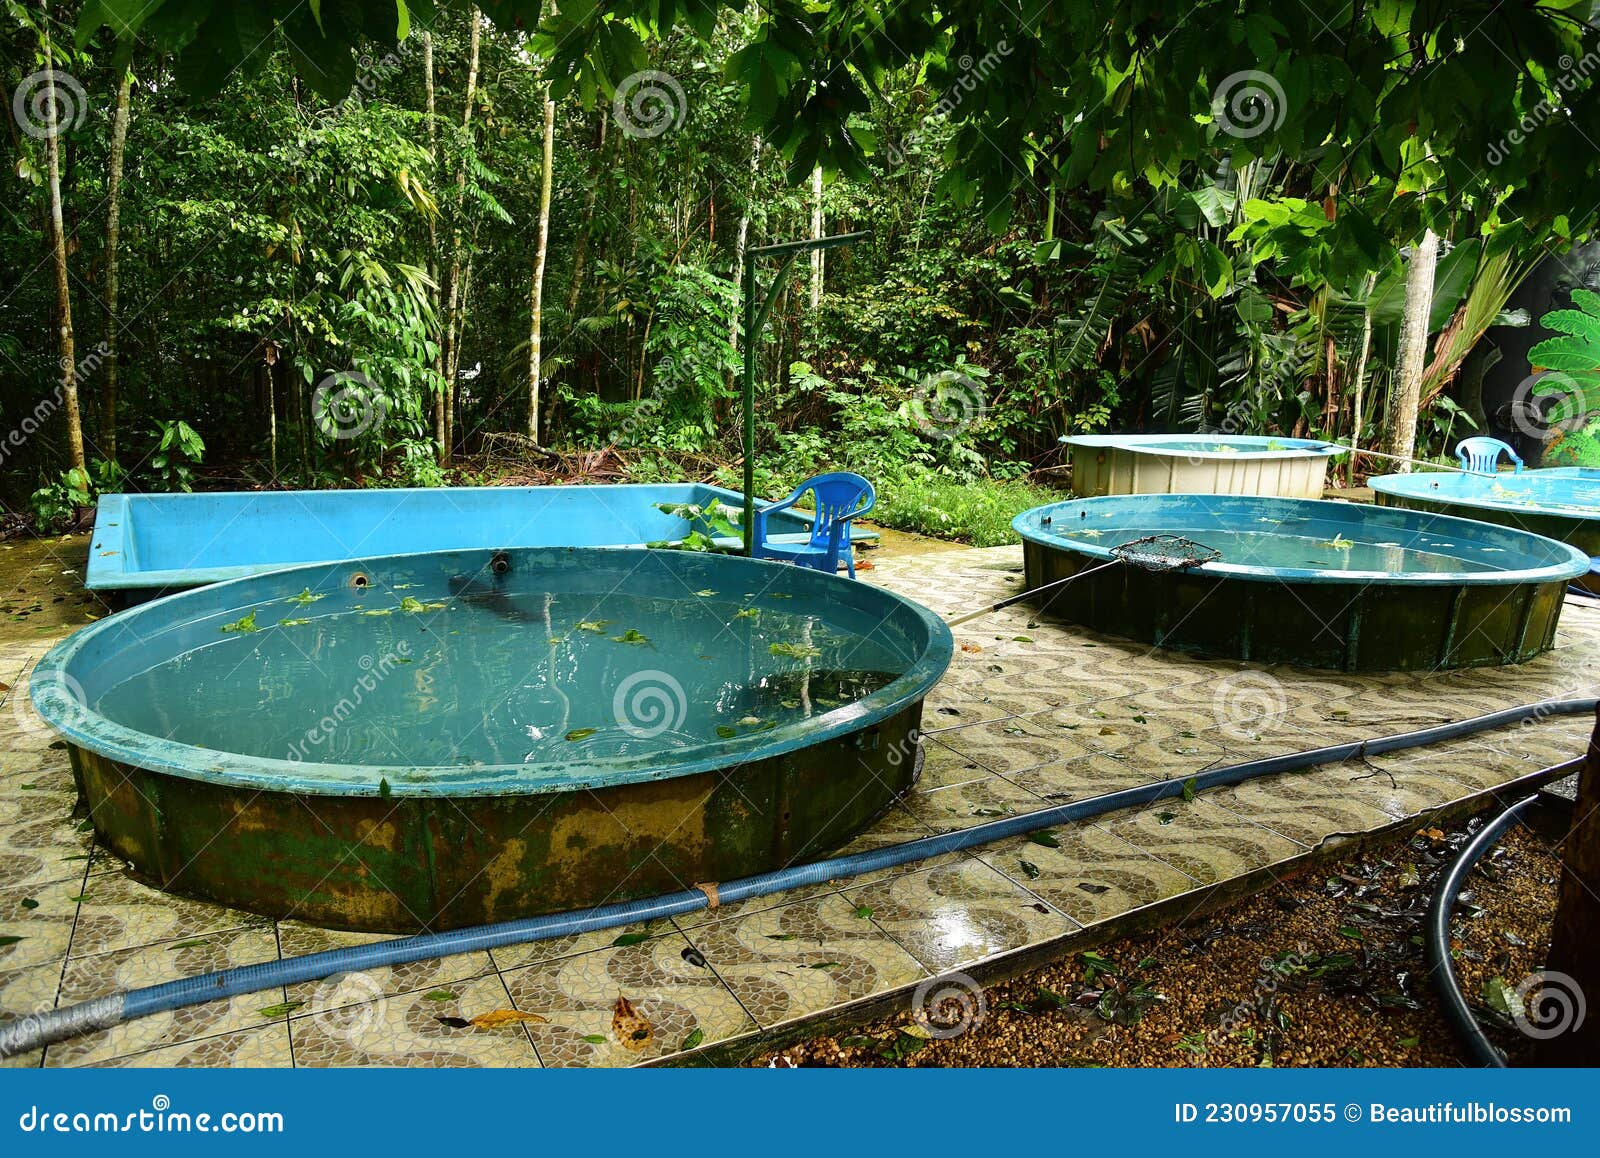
[5,2,1600,539]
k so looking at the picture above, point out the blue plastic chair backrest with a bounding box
[799,472,874,548]
[1455,437,1523,473]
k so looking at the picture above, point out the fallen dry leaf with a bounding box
[612,993,653,1051]
[468,1009,548,1029]
[959,642,982,654]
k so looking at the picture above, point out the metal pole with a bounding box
[738,231,869,556]
[741,256,758,555]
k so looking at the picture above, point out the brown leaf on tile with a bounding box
[469,1009,547,1029]
[612,994,653,1051]
[960,643,982,654]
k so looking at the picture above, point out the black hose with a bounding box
[2,698,1593,1058]
[1423,793,1548,1068]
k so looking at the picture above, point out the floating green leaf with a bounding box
[288,588,325,606]
[565,728,598,741]
[1319,535,1355,551]
[769,642,822,659]
[361,608,392,617]
[715,725,737,739]
[400,596,446,613]
[277,617,312,627]
[576,620,610,633]
[611,629,650,645]
[733,608,760,620]
[220,610,259,634]
[693,590,717,598]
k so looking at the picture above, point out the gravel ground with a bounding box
[755,812,1566,1068]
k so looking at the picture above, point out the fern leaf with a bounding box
[1530,291,1600,375]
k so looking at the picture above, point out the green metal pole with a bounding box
[738,231,869,557]
[742,257,758,555]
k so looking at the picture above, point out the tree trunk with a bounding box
[100,66,132,466]
[266,361,278,479]
[527,93,555,441]
[39,13,86,475]
[1383,229,1438,472]
[439,7,481,464]
[1539,705,1600,1064]
[563,112,606,319]
[449,256,473,452]
[1347,271,1378,486]
[726,136,760,393]
[422,30,446,461]
[808,164,824,310]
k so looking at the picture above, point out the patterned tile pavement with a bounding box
[1,543,1595,1067]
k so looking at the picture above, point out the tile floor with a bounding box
[1,544,1594,1067]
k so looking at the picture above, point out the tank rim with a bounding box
[1011,494,1591,586]
[1369,469,1600,525]
[1058,433,1345,459]
[30,546,954,799]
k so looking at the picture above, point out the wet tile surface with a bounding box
[1,543,1596,1066]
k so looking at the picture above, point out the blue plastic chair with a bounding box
[752,472,875,579]
[1456,437,1524,473]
